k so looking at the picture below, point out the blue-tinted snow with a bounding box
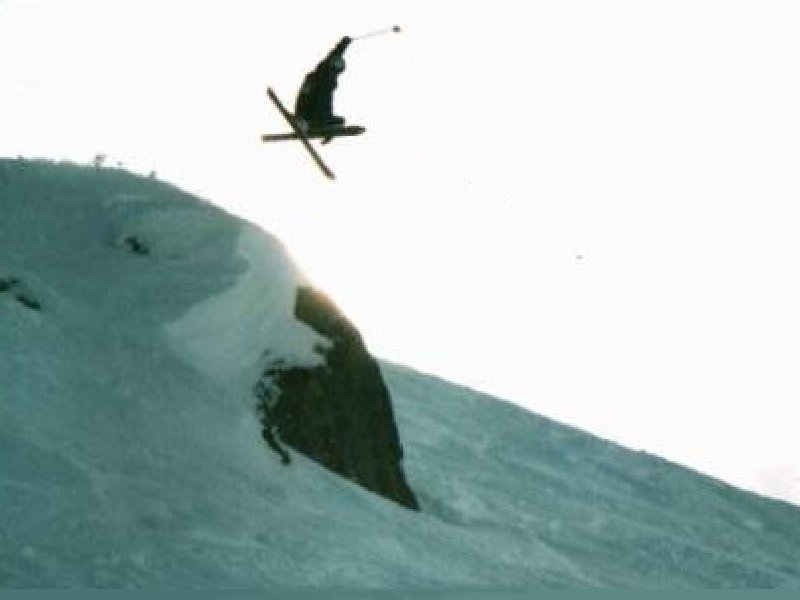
[1,159,799,588]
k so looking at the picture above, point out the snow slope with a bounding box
[2,159,799,588]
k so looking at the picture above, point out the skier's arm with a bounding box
[323,36,352,64]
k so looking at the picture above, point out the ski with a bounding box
[266,87,336,180]
[261,125,365,143]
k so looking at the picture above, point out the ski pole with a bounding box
[352,25,402,41]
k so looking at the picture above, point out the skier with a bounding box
[293,36,353,133]
[263,26,400,177]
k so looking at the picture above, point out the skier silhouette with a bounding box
[294,36,352,133]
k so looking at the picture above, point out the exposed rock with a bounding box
[0,278,18,292]
[0,277,41,310]
[121,235,150,255]
[256,286,419,511]
[14,293,41,311]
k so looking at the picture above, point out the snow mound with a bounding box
[2,159,800,588]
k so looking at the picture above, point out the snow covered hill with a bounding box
[2,159,799,588]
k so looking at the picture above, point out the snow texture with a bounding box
[1,159,799,588]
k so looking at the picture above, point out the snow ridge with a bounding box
[2,159,800,588]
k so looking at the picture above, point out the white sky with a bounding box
[2,0,799,504]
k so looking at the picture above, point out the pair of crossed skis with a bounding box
[262,88,365,180]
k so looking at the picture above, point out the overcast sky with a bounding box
[2,0,799,504]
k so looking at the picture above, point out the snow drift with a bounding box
[2,159,799,588]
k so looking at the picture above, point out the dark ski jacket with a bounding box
[294,36,352,126]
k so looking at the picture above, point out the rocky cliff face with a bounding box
[2,158,419,514]
[255,286,419,511]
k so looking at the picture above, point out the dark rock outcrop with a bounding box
[0,277,42,311]
[121,235,150,256]
[256,286,419,511]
